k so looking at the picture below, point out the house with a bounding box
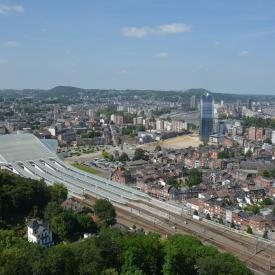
[27,219,54,248]
[111,167,133,185]
[249,215,270,233]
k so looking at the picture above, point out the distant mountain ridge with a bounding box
[0,86,274,102]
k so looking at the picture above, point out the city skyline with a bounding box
[0,0,275,93]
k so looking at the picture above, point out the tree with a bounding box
[133,148,148,161]
[261,170,270,178]
[193,210,199,216]
[155,144,162,152]
[122,233,163,275]
[51,211,78,241]
[244,204,260,215]
[264,138,272,144]
[166,177,180,189]
[246,226,253,234]
[162,234,201,275]
[263,230,268,239]
[0,248,33,275]
[43,202,63,221]
[76,215,97,234]
[262,198,273,206]
[93,199,116,227]
[0,171,51,227]
[119,152,129,162]
[245,150,252,158]
[230,222,236,229]
[48,183,68,204]
[270,168,275,178]
[37,245,77,275]
[0,230,28,250]
[73,238,103,275]
[186,168,202,187]
[196,252,253,275]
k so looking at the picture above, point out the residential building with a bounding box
[27,219,54,248]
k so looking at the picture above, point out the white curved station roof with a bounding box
[0,133,150,205]
[0,134,56,162]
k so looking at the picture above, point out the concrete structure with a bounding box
[190,95,196,109]
[200,93,214,141]
[27,219,53,248]
[110,114,124,125]
[272,131,275,145]
[0,133,150,206]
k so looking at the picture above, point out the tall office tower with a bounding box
[200,93,214,141]
[247,98,252,110]
[190,95,196,109]
[272,131,275,145]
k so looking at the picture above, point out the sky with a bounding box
[0,0,275,94]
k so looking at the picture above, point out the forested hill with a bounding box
[0,86,274,103]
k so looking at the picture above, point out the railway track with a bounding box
[73,193,275,274]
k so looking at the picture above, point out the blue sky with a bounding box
[0,0,275,93]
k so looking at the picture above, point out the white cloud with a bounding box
[155,52,169,59]
[117,70,128,75]
[0,3,24,15]
[5,41,18,48]
[121,23,191,38]
[239,50,249,57]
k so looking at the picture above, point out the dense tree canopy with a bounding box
[186,168,202,187]
[133,148,149,161]
[0,230,253,275]
[93,199,117,227]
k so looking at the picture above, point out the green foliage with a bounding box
[162,234,201,275]
[155,144,162,151]
[246,226,253,234]
[121,233,163,275]
[45,202,96,242]
[0,172,51,227]
[243,117,275,130]
[48,183,68,204]
[230,222,236,229]
[0,228,253,275]
[119,152,129,162]
[244,204,260,215]
[263,231,268,239]
[186,168,202,187]
[261,170,270,178]
[102,151,115,162]
[81,130,101,139]
[93,199,117,227]
[72,162,101,175]
[262,198,273,206]
[264,138,272,144]
[133,148,148,161]
[196,252,253,275]
[0,230,28,250]
[217,150,234,159]
[245,149,252,157]
[166,177,180,189]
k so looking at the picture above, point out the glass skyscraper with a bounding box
[200,93,214,141]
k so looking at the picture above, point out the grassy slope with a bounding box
[72,163,101,176]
